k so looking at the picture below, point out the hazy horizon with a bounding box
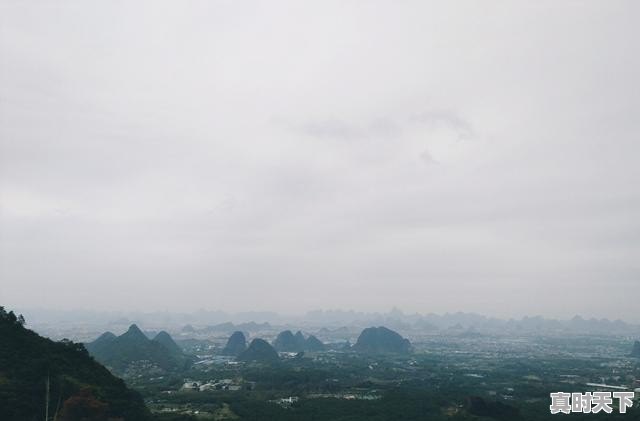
[11,305,640,327]
[2,2,639,321]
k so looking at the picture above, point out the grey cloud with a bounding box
[300,117,402,141]
[301,119,364,140]
[410,109,474,140]
[1,1,639,321]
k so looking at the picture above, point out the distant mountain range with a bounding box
[85,324,187,373]
[225,327,408,359]
[0,306,151,421]
[19,308,640,343]
[183,321,271,335]
[303,310,640,337]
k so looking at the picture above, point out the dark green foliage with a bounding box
[353,326,411,354]
[465,396,519,420]
[155,414,198,421]
[0,306,151,421]
[227,389,454,421]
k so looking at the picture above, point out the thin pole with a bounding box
[45,373,50,421]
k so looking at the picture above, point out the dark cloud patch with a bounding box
[411,109,474,140]
[300,117,402,141]
[301,119,364,140]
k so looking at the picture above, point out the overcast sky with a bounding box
[1,1,639,321]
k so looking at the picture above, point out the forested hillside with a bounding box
[0,306,151,421]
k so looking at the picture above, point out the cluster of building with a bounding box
[307,392,381,401]
[270,396,299,407]
[180,378,253,392]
